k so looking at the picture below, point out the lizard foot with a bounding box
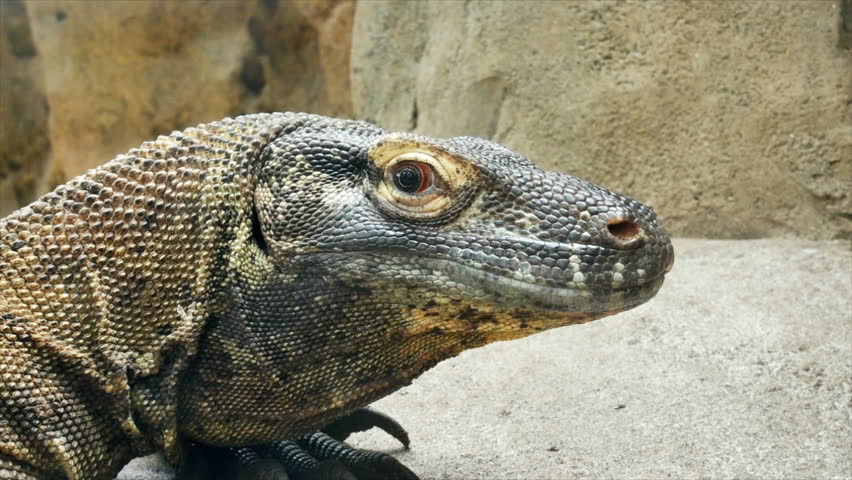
[224,433,417,480]
[294,431,418,480]
[186,408,418,480]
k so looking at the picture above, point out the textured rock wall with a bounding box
[353,0,851,239]
[1,0,850,239]
[0,0,353,214]
[0,0,50,211]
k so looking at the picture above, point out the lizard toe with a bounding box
[258,440,356,480]
[298,432,420,480]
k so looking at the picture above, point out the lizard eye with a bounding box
[368,138,479,221]
[377,152,451,215]
[392,162,434,194]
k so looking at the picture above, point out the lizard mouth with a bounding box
[417,257,667,314]
[299,250,668,315]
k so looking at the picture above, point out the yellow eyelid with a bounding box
[368,134,478,219]
[368,135,478,192]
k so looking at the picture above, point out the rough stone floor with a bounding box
[119,239,852,480]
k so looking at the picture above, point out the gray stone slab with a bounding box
[119,238,852,479]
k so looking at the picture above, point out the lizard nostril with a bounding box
[606,218,640,245]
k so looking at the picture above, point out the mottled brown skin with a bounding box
[0,113,673,480]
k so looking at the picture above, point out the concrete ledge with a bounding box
[119,238,852,479]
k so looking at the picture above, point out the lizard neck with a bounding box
[177,242,478,445]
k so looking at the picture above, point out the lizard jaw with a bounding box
[297,251,667,316]
[417,256,667,315]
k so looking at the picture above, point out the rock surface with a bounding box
[352,1,852,239]
[1,0,850,238]
[0,0,51,210]
[1,0,353,215]
[2,0,850,239]
[118,238,852,479]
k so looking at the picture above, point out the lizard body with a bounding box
[0,112,673,479]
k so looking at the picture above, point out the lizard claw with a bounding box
[322,407,411,448]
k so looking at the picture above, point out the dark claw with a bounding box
[322,407,411,448]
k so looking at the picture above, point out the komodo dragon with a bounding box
[0,112,673,480]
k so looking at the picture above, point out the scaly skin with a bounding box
[0,112,673,480]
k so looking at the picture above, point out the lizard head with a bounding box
[254,118,673,344]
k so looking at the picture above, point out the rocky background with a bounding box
[1,0,850,239]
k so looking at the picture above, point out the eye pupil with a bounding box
[394,165,423,193]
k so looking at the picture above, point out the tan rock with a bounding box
[352,1,851,239]
[0,0,51,215]
[3,0,848,239]
[24,1,251,190]
[1,0,353,217]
